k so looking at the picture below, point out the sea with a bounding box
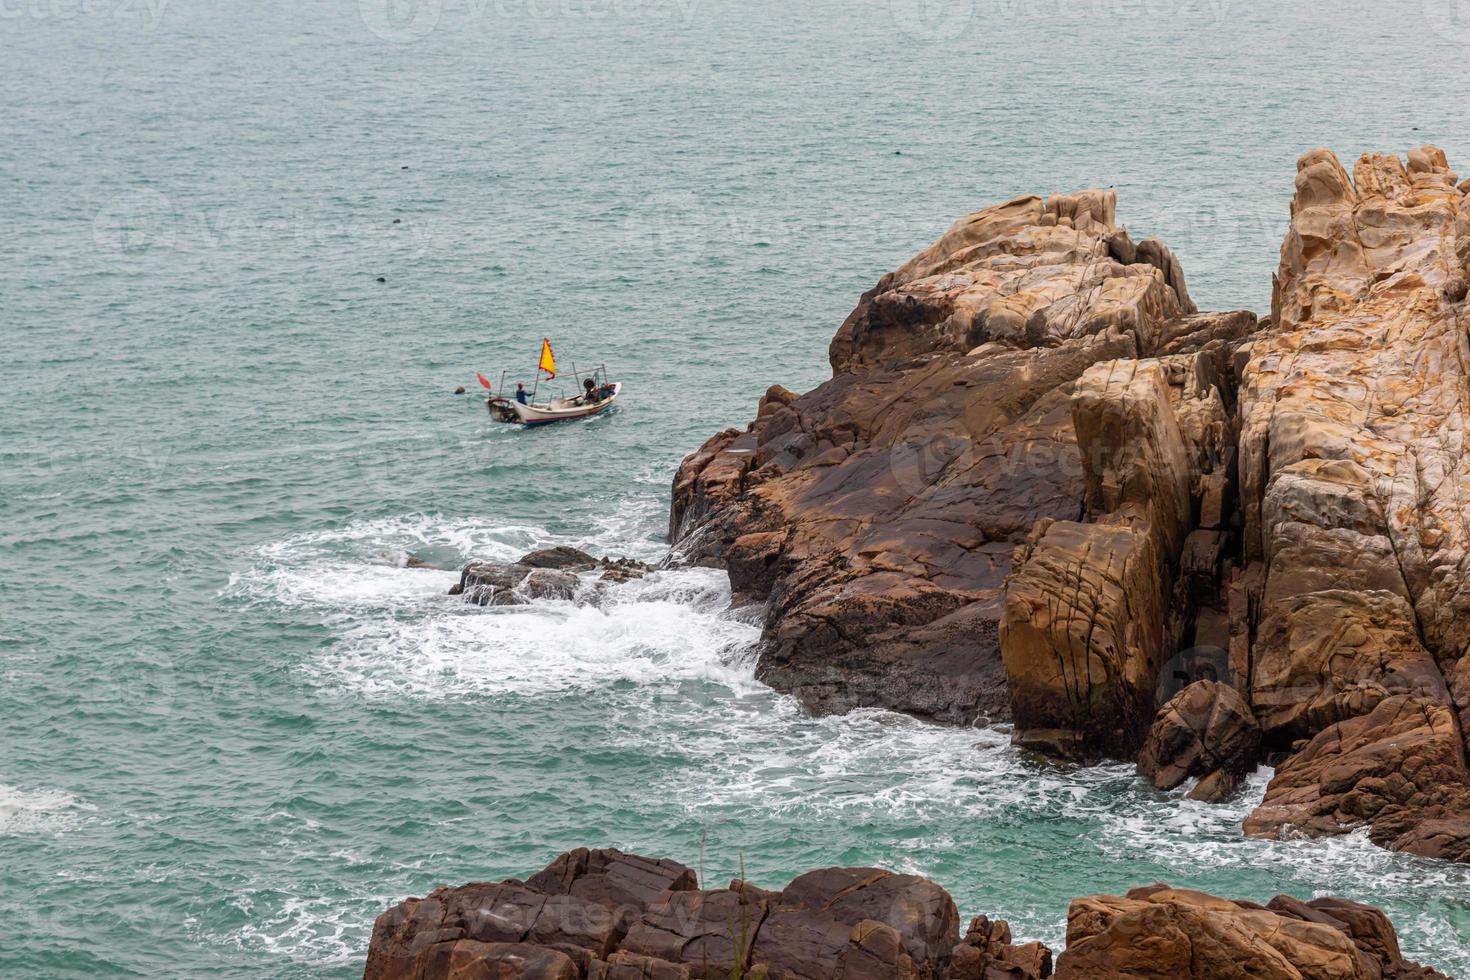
[4,0,1470,975]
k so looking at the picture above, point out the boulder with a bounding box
[1136,680,1260,794]
[364,849,696,980]
[1243,695,1470,858]
[525,847,699,910]
[943,916,1052,979]
[364,852,970,980]
[1055,884,1448,979]
[618,888,768,978]
[776,867,961,973]
[452,562,582,606]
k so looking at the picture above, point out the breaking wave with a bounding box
[221,512,1470,976]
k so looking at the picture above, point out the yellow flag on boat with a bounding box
[538,338,557,379]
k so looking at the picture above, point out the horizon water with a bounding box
[5,0,1470,975]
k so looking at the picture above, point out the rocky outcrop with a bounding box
[670,188,1255,727]
[997,341,1246,758]
[450,547,650,606]
[1235,146,1470,857]
[363,852,1448,980]
[1242,696,1470,859]
[944,916,1052,979]
[665,145,1470,865]
[365,850,975,980]
[1055,884,1448,979]
[1136,680,1261,801]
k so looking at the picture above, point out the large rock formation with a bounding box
[670,189,1254,728]
[669,145,1470,864]
[365,849,973,980]
[362,851,1448,980]
[1235,147,1470,857]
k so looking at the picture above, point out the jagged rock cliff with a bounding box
[361,848,1448,979]
[670,190,1254,728]
[670,146,1470,864]
[1236,147,1470,860]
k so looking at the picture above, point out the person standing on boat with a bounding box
[515,383,530,405]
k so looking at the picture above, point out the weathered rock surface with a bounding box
[670,188,1254,726]
[364,853,1448,980]
[450,547,651,606]
[666,145,1470,864]
[1136,680,1260,798]
[366,851,977,980]
[1236,146,1470,857]
[363,848,694,980]
[1055,884,1448,979]
[943,916,1052,979]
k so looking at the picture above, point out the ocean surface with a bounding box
[5,0,1470,975]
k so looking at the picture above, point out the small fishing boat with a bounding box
[483,339,621,426]
[489,381,621,425]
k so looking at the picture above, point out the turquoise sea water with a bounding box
[5,1,1470,975]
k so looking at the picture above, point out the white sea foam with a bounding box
[0,783,94,834]
[312,567,760,698]
[229,513,761,698]
[232,513,1470,977]
[209,892,396,968]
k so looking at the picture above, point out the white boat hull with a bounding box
[490,382,621,425]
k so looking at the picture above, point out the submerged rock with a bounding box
[363,851,1447,980]
[449,547,651,606]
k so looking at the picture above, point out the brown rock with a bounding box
[363,880,628,980]
[1237,147,1470,861]
[670,188,1255,725]
[1000,518,1166,759]
[619,888,768,978]
[363,853,1445,980]
[944,915,1052,979]
[525,848,698,912]
[777,866,960,972]
[406,940,579,980]
[451,550,650,606]
[1136,680,1261,793]
[1055,886,1389,979]
[1244,695,1470,858]
[1002,349,1246,758]
[586,951,691,980]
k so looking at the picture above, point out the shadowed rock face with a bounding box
[361,851,1447,980]
[670,189,1255,727]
